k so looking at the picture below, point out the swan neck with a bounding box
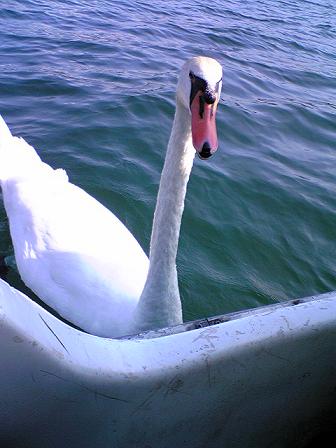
[134,100,195,332]
[150,101,194,265]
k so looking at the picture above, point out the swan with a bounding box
[0,56,222,337]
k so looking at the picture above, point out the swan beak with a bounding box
[191,91,219,160]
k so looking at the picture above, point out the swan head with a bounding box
[177,56,222,159]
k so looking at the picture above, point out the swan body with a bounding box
[0,125,149,337]
[0,56,222,337]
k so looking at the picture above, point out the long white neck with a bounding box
[133,99,195,333]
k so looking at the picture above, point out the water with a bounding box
[0,0,335,325]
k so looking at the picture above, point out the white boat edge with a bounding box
[1,277,335,447]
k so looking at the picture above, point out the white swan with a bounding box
[0,56,222,337]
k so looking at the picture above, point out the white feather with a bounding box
[0,129,148,337]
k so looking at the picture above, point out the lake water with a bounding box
[0,0,335,325]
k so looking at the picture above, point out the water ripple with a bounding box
[0,0,335,321]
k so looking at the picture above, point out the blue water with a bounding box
[0,0,335,325]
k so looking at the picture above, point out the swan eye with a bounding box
[189,74,207,108]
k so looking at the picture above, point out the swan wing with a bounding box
[0,119,148,337]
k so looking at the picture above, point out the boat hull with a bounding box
[0,278,335,447]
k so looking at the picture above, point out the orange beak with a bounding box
[191,91,219,159]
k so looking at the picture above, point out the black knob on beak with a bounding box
[203,88,216,105]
